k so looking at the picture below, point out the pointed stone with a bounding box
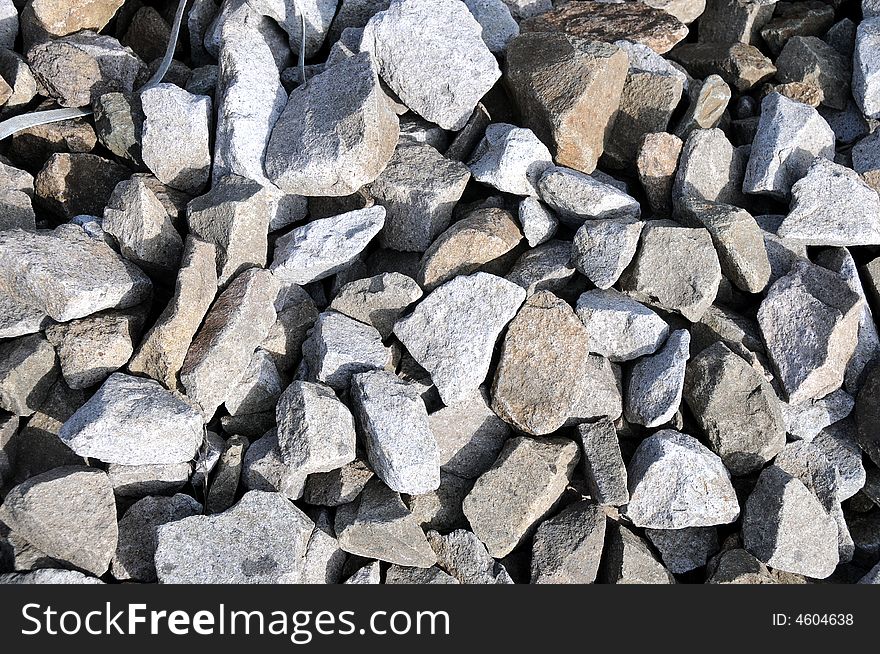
[241,430,307,500]
[531,501,606,584]
[602,521,675,584]
[625,329,690,428]
[517,197,558,247]
[645,527,719,574]
[427,528,513,584]
[576,419,628,507]
[0,334,58,417]
[571,220,643,290]
[330,273,423,339]
[468,123,552,196]
[537,165,641,228]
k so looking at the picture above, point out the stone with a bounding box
[668,42,775,91]
[517,197,558,247]
[619,221,721,322]
[505,240,577,296]
[111,494,202,582]
[760,1,835,57]
[521,1,688,54]
[743,465,839,578]
[303,458,375,506]
[757,262,861,404]
[395,273,525,405]
[684,342,786,475]
[856,365,880,468]
[602,521,675,584]
[859,562,880,584]
[103,176,183,277]
[213,8,287,185]
[270,207,385,285]
[626,430,740,529]
[743,92,835,199]
[24,0,124,38]
[706,548,776,584]
[468,123,552,196]
[777,159,880,247]
[0,570,103,585]
[351,370,439,495]
[504,33,628,174]
[781,390,855,442]
[361,0,500,130]
[404,470,471,532]
[205,435,249,514]
[335,478,436,567]
[426,529,513,584]
[276,380,357,475]
[0,334,57,417]
[302,311,391,391]
[813,420,867,502]
[266,53,399,196]
[0,289,50,341]
[45,309,142,390]
[223,349,283,420]
[0,413,16,488]
[490,291,591,436]
[775,36,851,111]
[0,159,35,232]
[463,0,519,54]
[576,289,668,363]
[854,18,880,119]
[567,354,625,424]
[8,109,97,173]
[674,75,731,139]
[571,219,643,290]
[330,273,422,339]
[128,237,218,389]
[58,372,202,465]
[0,466,116,576]
[241,430,307,500]
[180,268,280,417]
[853,131,880,194]
[302,509,347,585]
[647,527,718,574]
[385,565,458,584]
[576,419,628,507]
[155,491,314,583]
[673,128,747,208]
[26,31,144,105]
[121,6,171,63]
[344,562,381,584]
[697,0,774,45]
[0,49,37,110]
[538,166,641,228]
[625,329,690,428]
[35,153,130,219]
[0,0,15,49]
[462,436,580,557]
[636,131,682,216]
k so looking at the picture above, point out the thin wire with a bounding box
[142,0,189,90]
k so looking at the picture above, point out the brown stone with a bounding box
[34,153,130,219]
[636,132,683,217]
[668,42,776,91]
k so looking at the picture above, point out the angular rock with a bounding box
[625,329,690,428]
[394,273,525,405]
[361,0,500,130]
[0,49,37,110]
[241,430,307,500]
[302,509,347,585]
[23,0,124,38]
[636,131,682,216]
[602,521,675,584]
[180,268,280,417]
[426,528,513,584]
[111,494,202,582]
[343,562,381,584]
[576,418,629,507]
[92,91,144,166]
[706,548,776,584]
[778,159,880,246]
[223,349,283,421]
[35,153,130,219]
[0,413,16,488]
[854,18,880,119]
[619,221,721,322]
[0,159,35,232]
[0,334,57,417]
[330,273,422,339]
[303,458,375,507]
[645,527,719,574]
[385,565,458,584]
[673,128,747,208]
[668,42,775,91]
[684,342,786,475]
[505,240,577,296]
[743,92,835,199]
[0,288,51,341]
[463,0,518,54]
[698,0,773,45]
[266,52,399,196]
[626,430,740,529]
[404,470,471,532]
[490,291,591,435]
[0,570,103,585]
[576,289,668,363]
[107,461,192,498]
[335,478,436,567]
[856,364,880,468]
[468,123,552,196]
[205,435,249,514]
[760,1,834,57]
[781,390,855,442]
[775,36,851,111]
[538,166,641,228]
[155,491,314,583]
[462,436,580,557]
[302,311,391,391]
[567,354,625,424]
[0,466,116,576]
[853,130,880,194]
[674,74,731,139]
[757,262,861,404]
[571,219,643,290]
[517,197,558,247]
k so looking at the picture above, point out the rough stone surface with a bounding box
[571,220,643,291]
[468,123,553,196]
[330,273,422,339]
[303,458,375,507]
[625,329,690,428]
[427,528,513,584]
[567,354,624,424]
[684,342,786,475]
[856,364,880,468]
[576,289,668,362]
[775,36,852,111]
[538,166,641,228]
[781,390,855,442]
[636,131,682,216]
[668,42,776,91]
[673,128,747,209]
[463,0,519,54]
[854,17,880,119]
[528,501,605,584]
[302,311,391,391]
[395,273,525,405]
[35,153,131,219]
[462,436,580,558]
[0,334,58,417]
[505,240,577,296]
[645,527,719,574]
[674,75,731,138]
[576,418,629,507]
[25,0,124,38]
[241,430,307,500]
[517,197,558,247]
[602,522,675,584]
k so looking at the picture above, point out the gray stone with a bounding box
[155,491,314,583]
[128,237,218,390]
[250,0,337,58]
[853,130,880,194]
[0,569,103,585]
[468,123,552,196]
[260,282,319,374]
[266,53,399,196]
[505,240,577,296]
[206,435,250,514]
[697,0,774,44]
[674,75,731,139]
[302,311,392,391]
[426,529,513,584]
[854,18,880,119]
[567,354,625,424]
[0,413,16,488]
[303,459,374,506]
[778,159,880,246]
[45,309,143,390]
[395,272,525,405]
[668,41,775,91]
[385,564,459,584]
[775,36,851,111]
[344,561,381,584]
[706,548,776,584]
[241,430,307,500]
[0,334,58,417]
[0,227,151,323]
[462,436,580,558]
[111,494,202,582]
[517,197,558,247]
[371,141,470,252]
[223,350,284,418]
[330,273,422,339]
[181,268,279,417]
[602,521,675,584]
[636,131,682,216]
[0,288,51,341]
[673,128,747,209]
[743,92,835,199]
[856,365,880,469]
[504,33,628,174]
[361,0,500,130]
[0,49,37,110]
[537,166,641,228]
[490,291,591,436]
[757,261,861,404]
[404,470,471,532]
[781,389,855,442]
[530,500,606,584]
[691,304,773,381]
[93,92,144,166]
[627,430,740,529]
[335,478,436,567]
[625,329,690,428]
[302,509,347,585]
[0,466,116,576]
[463,0,518,53]
[59,373,203,466]
[351,370,439,495]
[743,464,839,578]
[0,159,35,231]
[571,220,643,291]
[813,420,867,502]
[646,527,719,574]
[859,562,880,584]
[576,289,668,363]
[576,418,628,507]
